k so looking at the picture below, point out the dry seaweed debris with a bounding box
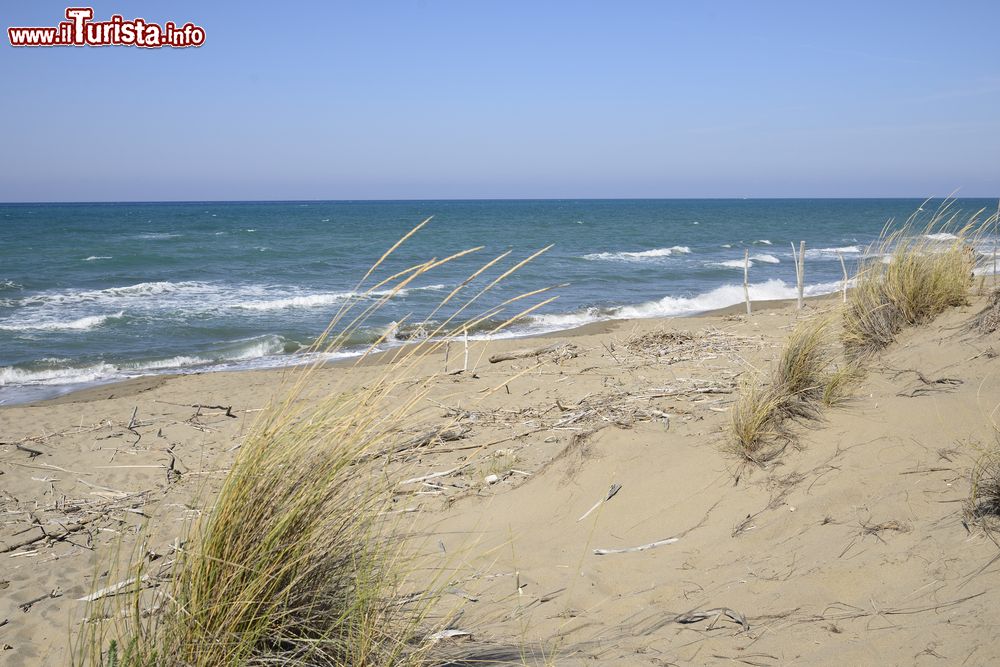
[969,289,1000,335]
[622,327,754,364]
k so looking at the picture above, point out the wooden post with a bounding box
[743,249,752,315]
[838,251,848,303]
[797,241,805,310]
[463,330,469,372]
[790,242,801,309]
[444,340,450,373]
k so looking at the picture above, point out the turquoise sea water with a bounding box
[1,199,995,404]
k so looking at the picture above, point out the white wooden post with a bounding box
[463,330,469,372]
[743,249,751,315]
[838,251,848,303]
[797,241,805,310]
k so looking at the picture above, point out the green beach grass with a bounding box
[75,223,555,666]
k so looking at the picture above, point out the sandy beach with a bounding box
[2,286,1000,665]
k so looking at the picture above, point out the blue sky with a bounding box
[2,1,999,201]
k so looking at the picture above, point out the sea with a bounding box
[1,198,996,405]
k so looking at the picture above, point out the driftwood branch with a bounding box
[593,536,678,555]
[18,588,62,613]
[15,443,44,458]
[361,425,471,462]
[79,574,151,602]
[489,343,577,364]
[1,514,101,554]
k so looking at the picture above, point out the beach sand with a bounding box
[3,291,1000,665]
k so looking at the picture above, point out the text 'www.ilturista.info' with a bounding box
[8,8,205,48]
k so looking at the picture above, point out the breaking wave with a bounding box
[0,311,125,332]
[582,246,692,262]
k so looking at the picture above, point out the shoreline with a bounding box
[9,291,843,409]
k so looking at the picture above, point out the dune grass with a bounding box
[729,317,841,464]
[821,362,865,408]
[732,202,992,465]
[843,202,983,358]
[76,223,556,666]
[966,445,1000,533]
[728,376,790,464]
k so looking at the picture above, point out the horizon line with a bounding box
[2,195,998,206]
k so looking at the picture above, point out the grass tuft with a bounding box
[822,362,865,408]
[76,224,555,666]
[966,446,1000,532]
[728,375,790,464]
[843,201,982,358]
[772,317,836,420]
[729,317,841,463]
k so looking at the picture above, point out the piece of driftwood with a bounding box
[18,589,62,613]
[593,536,678,555]
[361,424,472,462]
[426,629,472,642]
[393,425,471,453]
[398,462,473,486]
[1,514,100,554]
[488,343,577,364]
[15,443,43,458]
[676,607,750,632]
[79,574,151,602]
[577,483,622,522]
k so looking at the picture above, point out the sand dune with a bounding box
[2,291,1000,665]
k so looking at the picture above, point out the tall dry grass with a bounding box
[967,446,1000,531]
[843,201,984,357]
[76,221,555,666]
[731,201,991,464]
[729,317,843,463]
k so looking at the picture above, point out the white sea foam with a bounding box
[83,256,112,261]
[236,293,353,311]
[123,355,209,371]
[235,284,446,311]
[134,232,180,240]
[0,335,299,387]
[751,253,781,264]
[0,311,124,332]
[804,245,861,259]
[508,278,845,337]
[529,308,604,331]
[372,284,446,297]
[212,334,289,361]
[582,246,691,262]
[924,232,959,241]
[0,362,121,386]
[5,282,219,313]
[108,281,200,296]
[713,260,751,269]
[756,239,773,245]
[614,279,842,320]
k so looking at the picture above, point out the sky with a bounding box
[1,1,999,201]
